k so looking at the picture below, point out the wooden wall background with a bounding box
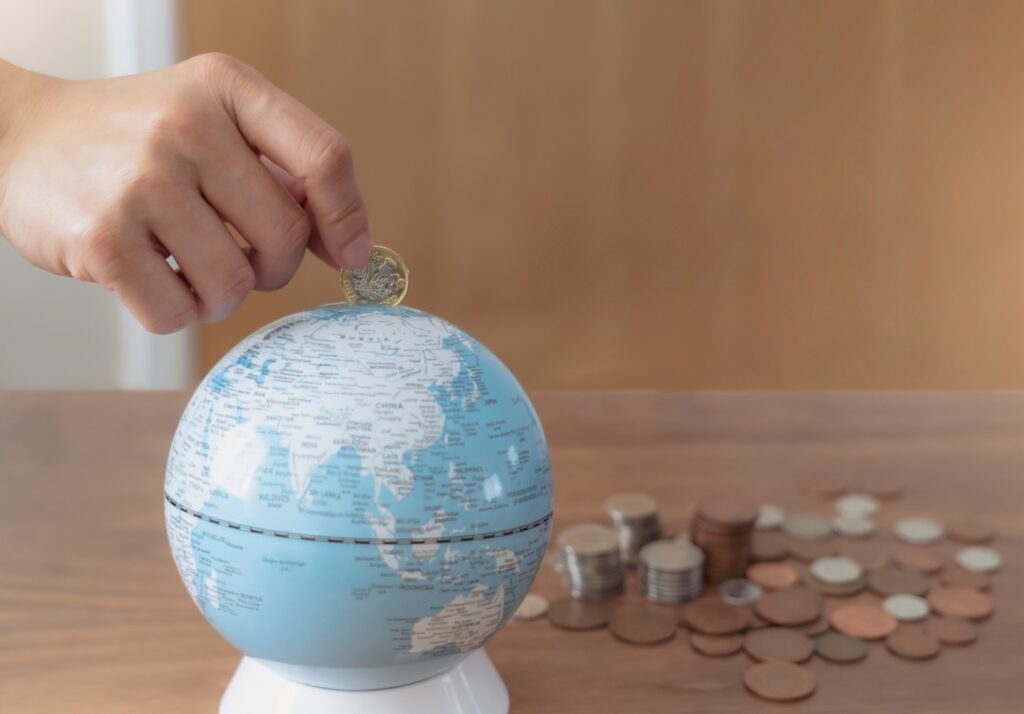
[185,0,1024,389]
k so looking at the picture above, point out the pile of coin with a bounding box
[523,480,1006,706]
[690,498,757,583]
[555,523,624,599]
[604,492,661,565]
[637,539,704,604]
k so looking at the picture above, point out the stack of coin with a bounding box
[604,492,662,565]
[556,523,625,599]
[637,539,705,604]
[690,498,758,583]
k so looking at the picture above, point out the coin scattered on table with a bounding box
[744,661,816,702]
[894,546,944,574]
[756,504,785,530]
[747,562,799,590]
[609,606,677,645]
[926,586,994,620]
[835,493,879,519]
[939,565,992,591]
[547,597,613,630]
[786,538,838,563]
[682,595,752,635]
[885,628,941,660]
[717,578,763,606]
[688,631,745,657]
[830,605,897,640]
[866,566,932,597]
[927,616,978,646]
[832,514,877,538]
[751,531,789,561]
[881,594,930,622]
[954,546,1002,574]
[893,517,945,545]
[796,615,831,636]
[816,632,868,663]
[838,539,891,571]
[339,245,409,305]
[946,520,995,545]
[513,593,549,620]
[744,627,814,663]
[783,514,833,541]
[853,478,903,501]
[809,556,863,586]
[755,587,822,627]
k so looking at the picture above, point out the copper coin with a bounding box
[885,628,941,660]
[787,538,838,563]
[688,631,745,656]
[682,596,752,635]
[939,566,992,591]
[816,632,868,663]
[744,661,816,702]
[838,539,891,571]
[748,613,771,629]
[747,562,799,590]
[927,616,978,646]
[609,606,677,645]
[926,586,994,620]
[946,520,996,545]
[830,605,898,640]
[796,615,831,636]
[755,587,823,627]
[867,566,931,597]
[894,546,944,574]
[696,498,758,527]
[744,627,815,663]
[752,531,789,561]
[547,597,613,630]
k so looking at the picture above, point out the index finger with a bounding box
[205,54,372,269]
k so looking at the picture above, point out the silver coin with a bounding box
[604,492,659,520]
[639,539,704,572]
[882,594,930,622]
[954,546,1003,573]
[557,523,619,556]
[835,493,879,519]
[832,514,877,538]
[809,556,863,586]
[782,513,832,541]
[717,578,763,605]
[755,504,785,530]
[513,593,550,620]
[893,518,945,545]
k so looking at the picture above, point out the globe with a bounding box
[164,303,553,691]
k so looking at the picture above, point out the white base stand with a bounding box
[220,650,509,714]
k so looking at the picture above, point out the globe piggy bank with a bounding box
[165,304,553,690]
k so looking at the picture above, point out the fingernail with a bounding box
[340,233,371,268]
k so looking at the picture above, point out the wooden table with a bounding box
[1,392,1022,712]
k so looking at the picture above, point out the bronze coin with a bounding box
[927,616,978,646]
[866,566,931,597]
[797,615,831,636]
[696,498,758,527]
[926,586,994,620]
[885,628,941,660]
[786,538,838,563]
[940,565,993,591]
[688,631,745,656]
[748,612,771,630]
[747,562,799,590]
[946,520,996,545]
[838,539,892,571]
[744,627,815,663]
[894,546,945,574]
[682,596,752,635]
[744,661,816,702]
[752,531,789,561]
[755,587,823,627]
[830,605,898,640]
[548,597,614,630]
[816,632,868,663]
[609,606,677,645]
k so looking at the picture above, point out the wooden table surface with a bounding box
[1,391,1022,712]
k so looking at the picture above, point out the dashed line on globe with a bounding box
[164,494,553,545]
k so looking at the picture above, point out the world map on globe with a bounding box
[164,304,553,689]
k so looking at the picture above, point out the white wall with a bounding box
[0,0,192,388]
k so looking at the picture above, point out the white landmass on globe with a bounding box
[409,584,505,653]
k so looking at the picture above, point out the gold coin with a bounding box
[339,245,409,306]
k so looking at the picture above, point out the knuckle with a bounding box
[143,300,197,335]
[190,52,245,83]
[117,165,173,208]
[277,206,311,254]
[76,220,127,280]
[218,260,256,306]
[304,127,352,178]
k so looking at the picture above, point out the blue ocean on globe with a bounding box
[164,304,553,690]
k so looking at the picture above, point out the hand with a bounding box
[0,53,371,333]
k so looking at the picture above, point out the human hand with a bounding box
[0,53,371,333]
